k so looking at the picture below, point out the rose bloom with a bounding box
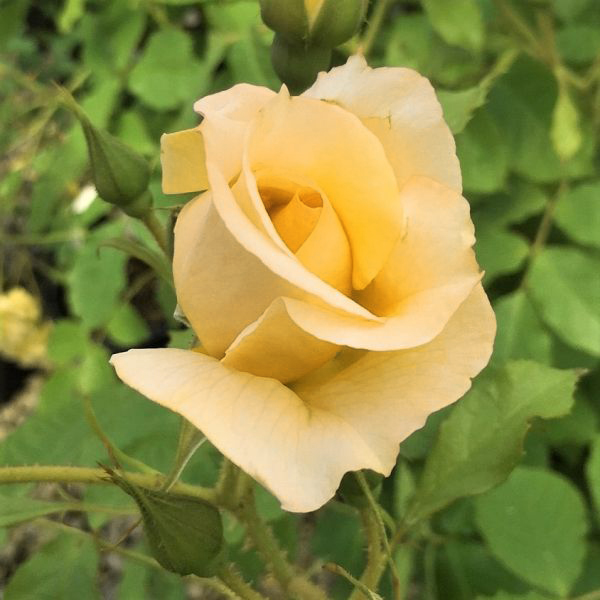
[111,56,496,512]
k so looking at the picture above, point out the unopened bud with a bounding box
[59,87,152,218]
[271,34,332,93]
[309,0,368,47]
[260,0,367,47]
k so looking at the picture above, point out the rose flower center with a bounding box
[255,172,353,296]
[259,181,323,253]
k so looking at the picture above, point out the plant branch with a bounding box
[0,465,216,504]
[141,211,170,256]
[360,0,394,56]
[218,564,266,600]
[350,509,386,600]
[233,471,327,600]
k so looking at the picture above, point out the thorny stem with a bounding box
[355,472,402,599]
[217,564,266,600]
[0,465,216,503]
[231,469,328,600]
[350,509,386,600]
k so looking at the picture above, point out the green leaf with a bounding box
[457,108,509,194]
[106,303,150,347]
[474,467,588,595]
[128,29,205,111]
[551,84,582,160]
[393,461,416,521]
[422,0,483,51]
[554,181,600,248]
[475,226,529,284]
[438,50,517,134]
[67,240,127,330]
[0,371,176,468]
[552,0,591,21]
[435,539,529,599]
[58,0,84,33]
[4,532,100,600]
[492,290,553,364]
[528,246,600,356]
[407,361,577,522]
[557,25,600,65]
[486,57,594,182]
[586,435,600,522]
[47,319,89,366]
[539,395,598,446]
[101,236,173,287]
[0,494,135,528]
[107,469,224,577]
[116,110,155,156]
[477,592,552,600]
[81,0,146,76]
[0,495,73,527]
[472,182,547,228]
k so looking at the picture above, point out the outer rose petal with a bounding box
[194,84,275,183]
[160,128,208,194]
[110,285,495,512]
[304,55,461,192]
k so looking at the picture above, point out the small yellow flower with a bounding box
[0,288,50,368]
[111,56,495,512]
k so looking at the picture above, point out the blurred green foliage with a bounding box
[1,0,600,598]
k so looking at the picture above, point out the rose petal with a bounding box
[260,175,482,351]
[110,284,494,512]
[222,297,340,383]
[194,84,276,183]
[293,284,496,472]
[173,186,375,358]
[160,128,208,194]
[304,55,461,192]
[232,164,353,294]
[243,88,403,290]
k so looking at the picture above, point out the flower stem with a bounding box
[355,472,401,598]
[233,471,327,600]
[350,509,386,600]
[141,211,170,256]
[361,0,394,56]
[0,465,216,504]
[218,564,266,600]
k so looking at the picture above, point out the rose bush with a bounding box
[110,55,496,512]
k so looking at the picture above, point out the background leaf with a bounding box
[408,362,577,522]
[475,467,588,595]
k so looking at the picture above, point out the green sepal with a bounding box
[106,468,225,577]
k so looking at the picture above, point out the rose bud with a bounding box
[260,0,368,48]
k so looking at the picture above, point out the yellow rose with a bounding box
[111,56,496,512]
